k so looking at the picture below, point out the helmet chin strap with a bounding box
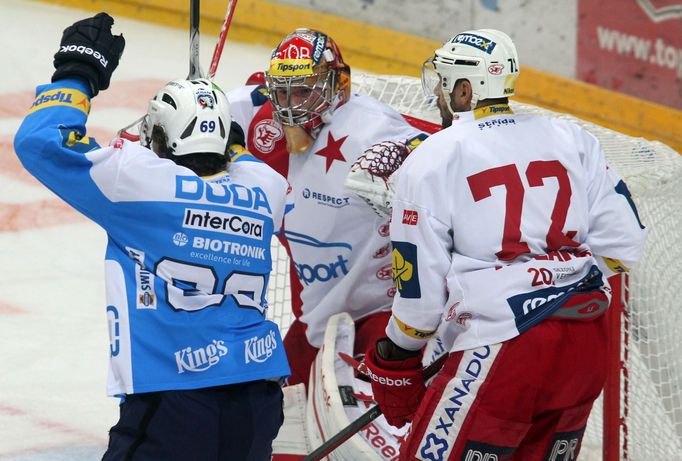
[469,93,480,111]
[446,97,458,118]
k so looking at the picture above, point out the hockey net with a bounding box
[265,73,682,460]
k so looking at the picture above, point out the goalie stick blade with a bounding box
[117,115,145,142]
[302,352,450,461]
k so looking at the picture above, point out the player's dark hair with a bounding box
[150,125,227,176]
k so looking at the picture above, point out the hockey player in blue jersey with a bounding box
[13,13,291,461]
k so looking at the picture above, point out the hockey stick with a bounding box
[118,0,205,140]
[117,0,231,140]
[118,0,203,140]
[116,115,144,141]
[188,0,204,79]
[302,352,450,461]
[208,0,238,79]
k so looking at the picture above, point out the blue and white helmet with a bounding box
[141,78,231,156]
[422,29,520,105]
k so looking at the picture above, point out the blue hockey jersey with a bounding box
[14,80,292,395]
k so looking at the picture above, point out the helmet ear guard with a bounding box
[141,79,232,158]
[422,29,519,108]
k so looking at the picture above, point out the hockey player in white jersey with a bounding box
[227,28,428,389]
[14,13,290,461]
[356,29,648,460]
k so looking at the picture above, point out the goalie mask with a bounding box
[422,29,519,111]
[265,29,351,152]
[140,79,231,157]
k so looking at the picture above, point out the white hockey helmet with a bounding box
[422,29,520,104]
[141,79,231,157]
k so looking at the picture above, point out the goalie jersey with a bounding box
[387,104,648,353]
[228,85,425,348]
[14,80,291,395]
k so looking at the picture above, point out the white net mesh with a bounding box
[267,240,294,337]
[265,73,682,460]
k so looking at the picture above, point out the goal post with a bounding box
[603,273,625,461]
[265,73,682,460]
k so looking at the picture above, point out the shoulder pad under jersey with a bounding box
[250,85,270,107]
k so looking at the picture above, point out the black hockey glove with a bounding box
[227,121,246,149]
[52,12,125,97]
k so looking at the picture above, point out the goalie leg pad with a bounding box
[272,383,311,460]
[306,313,409,460]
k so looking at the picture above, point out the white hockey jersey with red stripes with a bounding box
[387,104,647,353]
[228,85,424,347]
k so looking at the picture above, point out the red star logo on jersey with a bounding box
[314,131,348,172]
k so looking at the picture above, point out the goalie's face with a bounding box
[265,29,350,141]
[267,67,335,128]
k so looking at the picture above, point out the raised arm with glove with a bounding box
[52,12,125,96]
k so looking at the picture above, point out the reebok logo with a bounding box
[358,362,413,387]
[60,45,108,67]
